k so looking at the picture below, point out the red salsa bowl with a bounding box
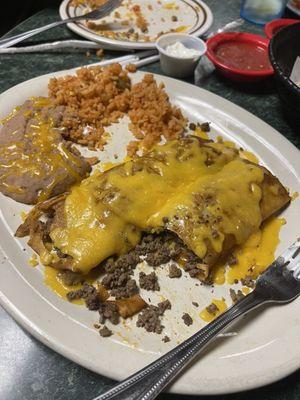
[206,32,274,83]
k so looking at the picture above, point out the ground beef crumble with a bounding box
[99,302,120,325]
[142,233,209,281]
[139,271,160,291]
[58,270,84,286]
[184,256,209,281]
[241,276,255,288]
[67,283,100,310]
[206,303,219,315]
[229,288,245,304]
[188,121,210,132]
[67,282,94,300]
[162,335,170,343]
[168,264,182,278]
[101,253,139,300]
[102,232,208,283]
[66,232,215,339]
[136,300,171,334]
[189,122,196,131]
[99,325,112,337]
[199,122,210,132]
[182,313,193,326]
[138,233,182,267]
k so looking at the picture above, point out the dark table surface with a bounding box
[0,1,299,399]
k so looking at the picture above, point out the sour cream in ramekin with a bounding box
[156,33,207,78]
[165,41,202,59]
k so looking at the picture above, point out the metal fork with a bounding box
[94,240,300,400]
[0,0,121,49]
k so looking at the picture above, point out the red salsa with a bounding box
[215,41,272,71]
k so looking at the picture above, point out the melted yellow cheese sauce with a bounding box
[291,191,299,201]
[101,162,118,172]
[44,266,83,304]
[175,26,190,32]
[242,287,250,295]
[227,216,285,284]
[212,216,285,285]
[199,298,228,323]
[44,137,283,275]
[149,159,264,259]
[240,150,259,164]
[163,2,177,9]
[20,211,28,222]
[44,265,102,303]
[193,127,209,140]
[0,97,84,201]
[28,254,38,267]
[49,172,141,272]
[200,215,284,322]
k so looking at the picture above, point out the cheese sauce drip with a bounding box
[47,137,270,274]
[44,265,102,303]
[211,216,285,284]
[0,97,83,201]
[200,299,227,323]
[226,216,285,284]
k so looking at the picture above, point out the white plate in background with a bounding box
[59,0,213,50]
[287,0,300,16]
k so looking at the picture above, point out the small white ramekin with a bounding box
[156,33,207,79]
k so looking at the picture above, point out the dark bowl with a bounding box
[269,22,300,130]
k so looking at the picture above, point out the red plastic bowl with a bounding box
[265,18,299,39]
[265,19,299,39]
[206,32,274,83]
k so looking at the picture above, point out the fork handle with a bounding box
[0,20,73,49]
[95,291,266,400]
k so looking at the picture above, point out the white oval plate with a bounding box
[0,66,299,396]
[59,0,213,50]
[287,0,300,16]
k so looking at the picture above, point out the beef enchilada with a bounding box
[17,136,290,282]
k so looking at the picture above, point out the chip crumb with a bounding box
[86,156,99,166]
[96,48,104,58]
[125,63,137,73]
